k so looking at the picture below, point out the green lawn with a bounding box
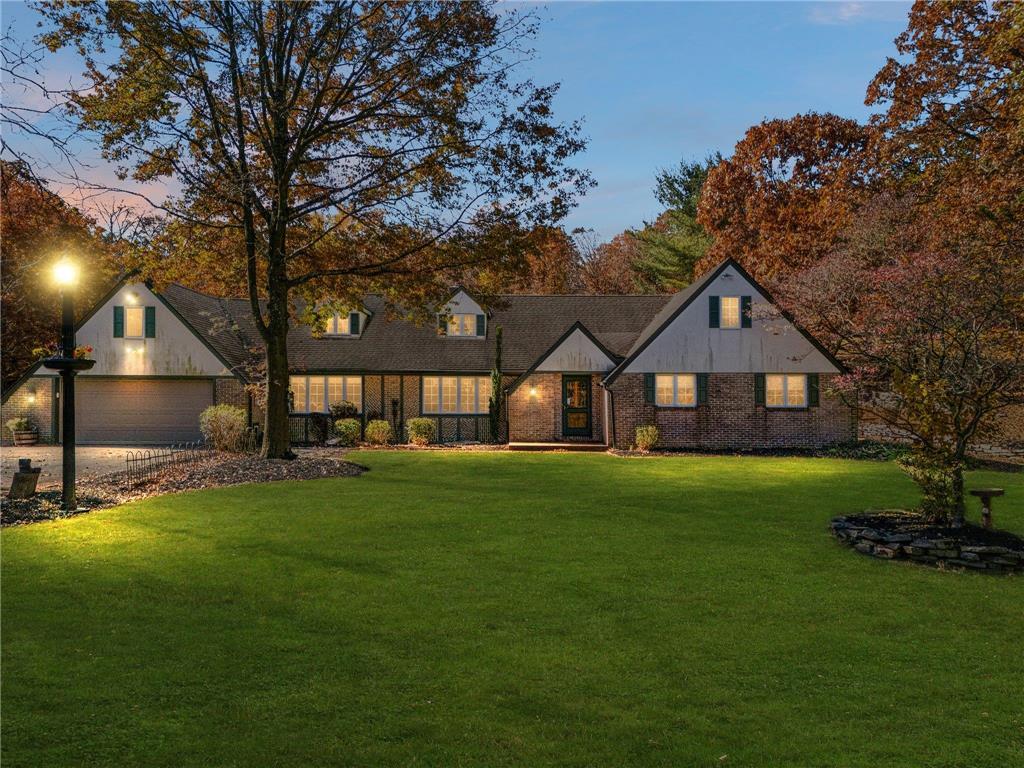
[3,453,1022,767]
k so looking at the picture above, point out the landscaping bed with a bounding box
[1,448,365,526]
[831,510,1024,573]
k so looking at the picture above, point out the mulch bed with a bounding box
[1,449,365,527]
[839,510,1024,550]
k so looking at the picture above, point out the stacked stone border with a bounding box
[830,513,1024,573]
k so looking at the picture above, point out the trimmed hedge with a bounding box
[364,419,392,445]
[406,418,436,446]
[334,418,361,447]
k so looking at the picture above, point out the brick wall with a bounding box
[508,373,605,443]
[1,377,57,445]
[609,373,855,450]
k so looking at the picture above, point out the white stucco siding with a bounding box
[536,328,616,372]
[624,268,840,374]
[76,283,230,377]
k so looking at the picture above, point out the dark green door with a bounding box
[562,375,592,438]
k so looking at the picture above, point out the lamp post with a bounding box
[42,258,93,512]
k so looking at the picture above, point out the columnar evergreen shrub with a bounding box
[199,405,247,451]
[334,418,361,447]
[635,425,659,453]
[364,419,392,445]
[406,418,436,446]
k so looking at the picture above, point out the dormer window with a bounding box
[324,311,361,336]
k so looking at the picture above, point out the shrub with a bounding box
[896,450,964,522]
[635,424,659,453]
[329,400,358,420]
[6,417,32,434]
[334,418,361,446]
[199,404,247,451]
[406,417,436,446]
[364,419,392,445]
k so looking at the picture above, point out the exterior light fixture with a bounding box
[52,257,80,288]
[529,385,538,398]
[26,390,36,404]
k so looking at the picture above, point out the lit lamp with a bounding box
[41,257,94,512]
[529,385,538,398]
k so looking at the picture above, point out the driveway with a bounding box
[2,445,138,490]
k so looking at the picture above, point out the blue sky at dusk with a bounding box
[1,1,912,240]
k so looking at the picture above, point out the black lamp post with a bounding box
[42,258,94,512]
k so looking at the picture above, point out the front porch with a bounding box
[507,372,609,445]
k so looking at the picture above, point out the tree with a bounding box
[697,113,869,282]
[776,1,1024,524]
[578,231,645,294]
[39,1,590,458]
[467,225,584,295]
[630,154,719,291]
[0,161,118,390]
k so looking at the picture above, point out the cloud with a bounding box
[806,1,909,26]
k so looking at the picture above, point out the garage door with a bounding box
[75,379,214,444]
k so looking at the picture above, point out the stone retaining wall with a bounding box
[831,515,1024,573]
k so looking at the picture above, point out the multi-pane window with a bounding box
[125,306,145,338]
[446,313,477,336]
[422,375,490,414]
[766,374,807,408]
[289,375,362,413]
[720,296,741,329]
[655,374,697,407]
[325,313,350,335]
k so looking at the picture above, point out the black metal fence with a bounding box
[124,441,209,488]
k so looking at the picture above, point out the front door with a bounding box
[562,375,592,438]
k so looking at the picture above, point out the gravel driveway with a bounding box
[1,445,137,490]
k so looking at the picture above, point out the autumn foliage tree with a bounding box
[0,161,118,390]
[697,113,869,282]
[39,1,590,458]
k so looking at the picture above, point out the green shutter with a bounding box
[349,312,360,335]
[741,296,752,328]
[643,373,655,404]
[808,373,820,407]
[437,315,447,336]
[697,373,708,405]
[709,296,720,328]
[113,306,124,337]
[754,373,766,406]
[144,306,156,338]
[476,314,486,336]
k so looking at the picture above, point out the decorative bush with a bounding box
[364,419,392,445]
[334,418,361,447]
[406,417,436,446]
[6,417,32,434]
[329,400,358,420]
[635,424,659,453]
[896,450,965,522]
[199,404,247,451]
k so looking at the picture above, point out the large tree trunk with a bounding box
[261,284,294,460]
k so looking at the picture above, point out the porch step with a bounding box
[508,441,608,452]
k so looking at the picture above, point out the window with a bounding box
[125,306,145,338]
[720,296,741,329]
[422,375,490,414]
[325,312,360,336]
[446,313,478,336]
[765,374,807,408]
[655,374,697,407]
[290,375,363,413]
[327,376,361,410]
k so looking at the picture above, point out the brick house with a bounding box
[1,258,856,450]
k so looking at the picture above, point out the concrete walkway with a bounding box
[1,445,138,490]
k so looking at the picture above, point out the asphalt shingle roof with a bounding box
[160,285,671,377]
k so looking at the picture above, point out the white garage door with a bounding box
[75,379,214,444]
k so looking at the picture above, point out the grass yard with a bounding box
[3,452,1022,767]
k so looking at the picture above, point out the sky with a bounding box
[0,0,912,241]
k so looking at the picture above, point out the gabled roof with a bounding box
[506,321,619,394]
[603,257,846,385]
